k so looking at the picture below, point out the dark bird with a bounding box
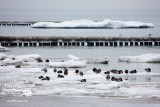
[93,68,97,72]
[130,69,137,74]
[57,74,64,78]
[80,79,86,82]
[145,68,151,73]
[45,59,49,62]
[80,71,84,76]
[104,71,110,74]
[97,68,101,73]
[38,75,44,79]
[15,65,21,68]
[93,68,101,74]
[125,70,129,74]
[53,68,57,72]
[75,69,79,74]
[111,77,123,82]
[57,70,63,74]
[41,68,47,73]
[42,76,50,81]
[106,75,110,80]
[64,70,68,75]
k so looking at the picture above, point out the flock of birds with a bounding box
[38,66,151,82]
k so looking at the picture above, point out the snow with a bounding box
[31,19,154,29]
[1,66,160,99]
[118,53,160,63]
[1,53,160,99]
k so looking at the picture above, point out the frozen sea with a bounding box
[0,8,160,102]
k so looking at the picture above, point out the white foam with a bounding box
[118,53,160,63]
[31,19,154,28]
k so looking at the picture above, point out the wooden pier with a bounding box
[0,36,160,47]
[0,21,35,26]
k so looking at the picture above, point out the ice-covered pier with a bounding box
[0,36,160,47]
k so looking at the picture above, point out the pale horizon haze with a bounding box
[0,0,160,10]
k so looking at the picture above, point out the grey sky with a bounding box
[0,0,160,9]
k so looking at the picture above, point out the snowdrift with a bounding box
[31,19,154,29]
[118,54,160,63]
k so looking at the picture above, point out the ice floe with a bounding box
[0,46,9,52]
[118,53,160,63]
[31,19,154,29]
[0,53,43,66]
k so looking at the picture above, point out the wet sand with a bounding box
[0,95,160,107]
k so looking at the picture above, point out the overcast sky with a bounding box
[0,0,160,10]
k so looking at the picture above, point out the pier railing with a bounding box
[0,36,160,47]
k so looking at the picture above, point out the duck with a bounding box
[45,59,49,62]
[57,70,63,74]
[41,76,50,81]
[79,71,84,76]
[75,69,79,74]
[111,77,123,82]
[104,71,110,74]
[57,74,64,78]
[145,68,151,73]
[41,68,47,73]
[53,68,57,72]
[106,75,110,80]
[80,79,87,82]
[130,69,137,74]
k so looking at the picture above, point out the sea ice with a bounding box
[0,46,9,52]
[31,19,154,29]
[118,53,160,63]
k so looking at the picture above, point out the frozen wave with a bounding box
[31,19,154,29]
